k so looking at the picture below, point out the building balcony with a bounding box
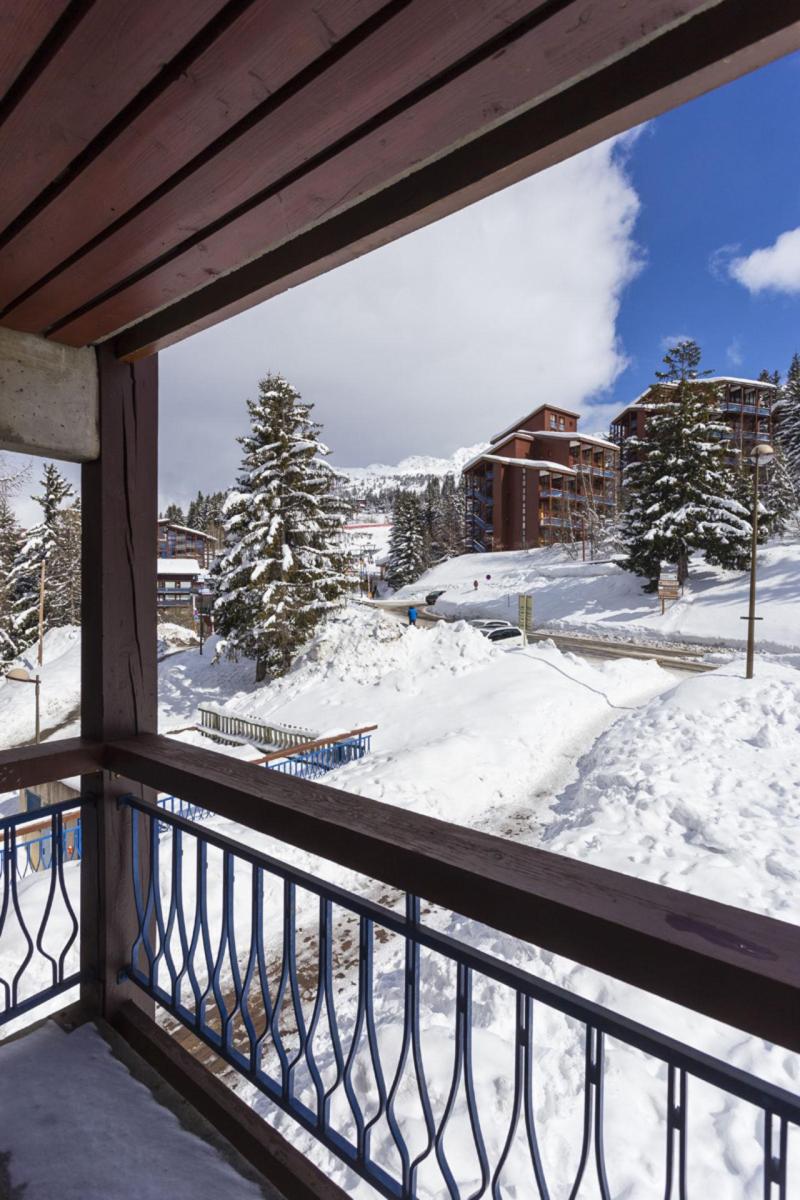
[1,735,799,1198]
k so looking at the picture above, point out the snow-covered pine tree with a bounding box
[777,352,800,491]
[49,499,82,626]
[622,340,751,587]
[162,502,186,525]
[0,496,22,663]
[432,474,467,560]
[9,463,74,650]
[214,373,350,680]
[761,444,798,538]
[385,491,427,589]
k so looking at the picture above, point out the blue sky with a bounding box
[604,50,800,416]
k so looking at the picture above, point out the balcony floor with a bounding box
[0,1017,281,1200]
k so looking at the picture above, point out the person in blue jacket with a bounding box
[408,606,418,626]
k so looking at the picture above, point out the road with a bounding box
[361,599,716,673]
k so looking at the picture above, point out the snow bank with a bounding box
[544,660,800,921]
[212,607,672,826]
[396,539,800,651]
[0,626,80,749]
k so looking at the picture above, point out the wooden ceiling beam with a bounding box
[0,0,233,236]
[0,0,392,314]
[3,0,559,336]
[105,0,800,359]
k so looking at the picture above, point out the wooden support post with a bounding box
[80,345,158,1020]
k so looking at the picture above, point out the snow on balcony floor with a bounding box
[0,1020,270,1200]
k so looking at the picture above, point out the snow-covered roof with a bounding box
[490,403,582,444]
[612,376,778,423]
[463,451,577,475]
[157,521,217,540]
[157,557,202,576]
[526,430,617,451]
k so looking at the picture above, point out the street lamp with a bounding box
[5,666,41,743]
[744,441,774,680]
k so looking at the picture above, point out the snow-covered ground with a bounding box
[392,537,800,652]
[2,593,799,1195]
[0,1022,263,1199]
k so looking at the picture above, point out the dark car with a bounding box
[425,589,446,606]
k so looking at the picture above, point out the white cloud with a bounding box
[158,138,642,505]
[726,336,744,367]
[728,227,800,295]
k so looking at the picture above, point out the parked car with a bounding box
[425,589,447,606]
[478,624,525,648]
[468,618,513,630]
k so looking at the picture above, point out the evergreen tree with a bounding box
[622,340,751,587]
[214,373,350,680]
[162,502,186,526]
[0,496,22,663]
[49,500,82,626]
[775,353,800,491]
[385,491,427,589]
[432,474,467,560]
[9,463,74,649]
[761,444,798,538]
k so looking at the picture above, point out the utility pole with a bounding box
[37,559,45,667]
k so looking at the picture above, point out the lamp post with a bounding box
[744,441,774,680]
[5,666,41,743]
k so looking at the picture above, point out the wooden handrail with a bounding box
[0,738,102,793]
[106,732,800,1054]
[248,725,377,765]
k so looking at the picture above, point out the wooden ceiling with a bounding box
[1,0,799,360]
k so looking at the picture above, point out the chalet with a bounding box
[156,557,202,616]
[157,519,217,568]
[1,5,798,1198]
[610,376,778,466]
[464,404,618,551]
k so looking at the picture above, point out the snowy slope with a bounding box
[334,443,486,500]
[3,609,800,1196]
[394,538,800,652]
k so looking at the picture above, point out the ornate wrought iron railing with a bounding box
[0,799,83,1027]
[121,795,800,1199]
[0,810,82,880]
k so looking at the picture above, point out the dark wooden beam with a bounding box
[0,0,396,314]
[0,737,101,792]
[80,346,158,1020]
[0,0,230,237]
[114,1002,351,1200]
[107,733,800,1053]
[60,0,800,355]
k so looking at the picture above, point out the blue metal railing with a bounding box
[0,733,373,881]
[122,798,800,1200]
[0,800,83,1027]
[267,734,372,781]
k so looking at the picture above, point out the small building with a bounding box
[463,404,618,552]
[610,376,778,467]
[157,520,217,568]
[156,557,202,619]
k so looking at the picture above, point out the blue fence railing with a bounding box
[121,796,800,1200]
[0,799,83,1027]
[0,733,373,882]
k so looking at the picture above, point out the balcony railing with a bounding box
[0,798,84,1026]
[1,736,799,1198]
[117,793,800,1199]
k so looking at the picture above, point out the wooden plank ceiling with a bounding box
[1,0,799,360]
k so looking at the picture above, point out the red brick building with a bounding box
[610,376,778,466]
[464,404,618,552]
